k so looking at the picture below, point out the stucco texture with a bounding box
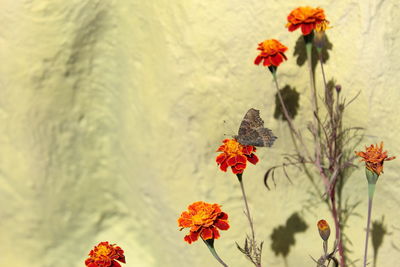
[1,0,400,266]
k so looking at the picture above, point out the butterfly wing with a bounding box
[237,108,277,147]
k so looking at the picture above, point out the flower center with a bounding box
[93,245,111,259]
[224,139,244,156]
[192,210,209,225]
[260,40,277,54]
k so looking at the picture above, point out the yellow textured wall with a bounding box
[1,0,400,266]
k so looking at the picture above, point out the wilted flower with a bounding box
[317,220,330,241]
[286,6,329,35]
[85,241,126,267]
[254,39,288,67]
[178,201,230,244]
[355,142,395,176]
[216,138,259,174]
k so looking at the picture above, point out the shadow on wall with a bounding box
[274,85,300,121]
[270,212,308,267]
[273,34,333,123]
[293,34,333,74]
[371,216,389,267]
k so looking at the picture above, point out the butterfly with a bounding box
[234,108,277,147]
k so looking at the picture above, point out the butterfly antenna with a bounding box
[222,119,235,139]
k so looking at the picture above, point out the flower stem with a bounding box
[272,71,298,140]
[318,52,328,96]
[203,238,228,267]
[237,173,256,243]
[363,183,376,267]
[306,43,319,116]
[330,186,346,267]
[306,43,323,168]
[271,70,311,161]
[236,173,261,267]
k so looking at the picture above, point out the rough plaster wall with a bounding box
[0,0,399,266]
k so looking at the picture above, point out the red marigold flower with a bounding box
[216,138,259,174]
[355,142,395,176]
[178,201,230,244]
[317,219,331,241]
[254,39,288,67]
[286,6,329,35]
[85,242,126,267]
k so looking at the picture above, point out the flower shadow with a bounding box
[270,212,308,266]
[273,84,300,121]
[371,216,389,267]
[293,34,333,74]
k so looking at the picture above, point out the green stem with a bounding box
[363,183,376,267]
[306,43,319,116]
[203,238,228,267]
[306,43,324,181]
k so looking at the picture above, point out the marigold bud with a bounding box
[317,219,330,241]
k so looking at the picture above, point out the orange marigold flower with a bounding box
[178,201,230,244]
[85,241,126,267]
[286,6,329,35]
[317,219,331,241]
[355,142,395,176]
[254,39,288,67]
[216,138,259,174]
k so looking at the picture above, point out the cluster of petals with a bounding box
[216,138,259,174]
[85,242,126,267]
[286,6,329,35]
[254,39,288,67]
[355,142,395,176]
[178,201,230,244]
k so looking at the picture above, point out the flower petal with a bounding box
[110,261,122,267]
[301,23,314,35]
[201,228,213,240]
[288,23,300,32]
[263,56,272,66]
[117,255,126,264]
[218,212,228,220]
[184,235,193,244]
[231,166,244,174]
[236,155,247,164]
[246,153,259,165]
[220,161,228,172]
[212,227,220,239]
[235,163,246,170]
[226,156,237,166]
[270,53,283,66]
[215,219,230,230]
[216,153,226,164]
[189,231,199,242]
[254,55,263,65]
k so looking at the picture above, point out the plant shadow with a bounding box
[371,216,389,267]
[274,84,300,121]
[270,212,308,266]
[293,34,333,74]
